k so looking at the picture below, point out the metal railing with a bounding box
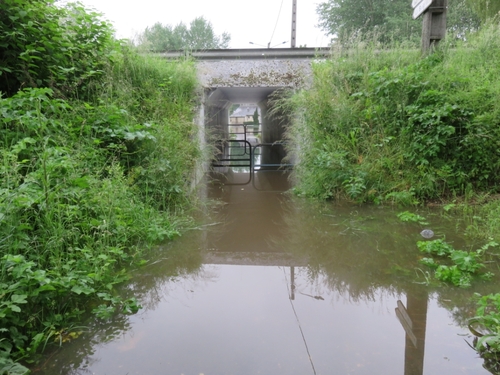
[211,140,293,188]
[251,143,293,171]
[212,139,252,168]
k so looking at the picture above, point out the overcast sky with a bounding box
[76,0,330,48]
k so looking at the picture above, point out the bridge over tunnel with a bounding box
[164,48,332,180]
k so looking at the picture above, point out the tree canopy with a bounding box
[466,0,500,22]
[316,0,421,43]
[316,0,481,44]
[136,16,231,52]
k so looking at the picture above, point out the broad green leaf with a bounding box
[10,295,27,304]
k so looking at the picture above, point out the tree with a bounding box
[448,0,481,38]
[252,108,259,125]
[316,0,481,44]
[316,0,421,43]
[137,16,230,52]
[466,0,500,22]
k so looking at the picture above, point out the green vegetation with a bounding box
[394,211,496,287]
[136,16,231,52]
[462,197,500,241]
[316,0,480,44]
[469,293,500,374]
[286,23,500,204]
[417,239,496,287]
[397,211,428,225]
[395,209,500,364]
[1,0,200,372]
[466,0,500,22]
[0,1,115,98]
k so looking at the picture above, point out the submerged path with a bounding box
[35,171,494,375]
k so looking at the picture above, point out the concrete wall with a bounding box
[197,59,312,89]
[259,97,287,168]
[203,88,231,140]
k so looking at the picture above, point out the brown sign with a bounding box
[396,300,418,348]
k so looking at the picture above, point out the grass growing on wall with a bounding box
[287,23,500,204]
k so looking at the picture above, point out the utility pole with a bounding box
[291,0,297,48]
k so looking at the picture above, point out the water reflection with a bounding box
[35,171,498,375]
[397,291,428,375]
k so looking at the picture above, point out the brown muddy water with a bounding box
[35,171,498,375]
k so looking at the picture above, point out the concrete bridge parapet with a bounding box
[161,47,331,89]
[198,59,309,89]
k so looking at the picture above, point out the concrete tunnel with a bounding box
[181,48,326,177]
[202,86,289,172]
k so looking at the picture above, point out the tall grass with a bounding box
[98,48,201,210]
[0,2,204,370]
[0,40,200,375]
[286,23,500,204]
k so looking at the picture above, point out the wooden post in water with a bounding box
[404,292,428,375]
[291,0,297,48]
[396,290,428,375]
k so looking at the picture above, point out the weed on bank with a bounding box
[287,24,500,204]
[0,1,200,372]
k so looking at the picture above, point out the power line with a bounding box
[282,267,317,375]
[269,0,285,47]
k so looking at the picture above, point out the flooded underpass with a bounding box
[35,169,500,375]
[33,70,497,375]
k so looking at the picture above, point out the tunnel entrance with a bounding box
[203,87,292,184]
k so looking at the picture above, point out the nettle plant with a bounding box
[395,212,497,287]
[0,0,117,98]
[469,293,500,373]
[417,239,496,287]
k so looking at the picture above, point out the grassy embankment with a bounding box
[1,1,201,373]
[287,24,500,211]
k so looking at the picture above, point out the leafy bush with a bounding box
[0,0,200,371]
[0,0,117,98]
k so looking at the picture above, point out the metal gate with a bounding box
[212,139,252,169]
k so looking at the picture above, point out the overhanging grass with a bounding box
[287,23,500,204]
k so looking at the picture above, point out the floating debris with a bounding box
[420,229,435,239]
